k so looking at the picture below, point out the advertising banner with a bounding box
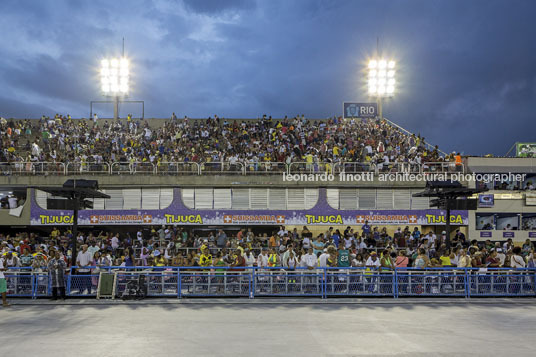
[343,102,378,119]
[30,188,468,226]
[478,194,494,208]
[516,142,536,157]
[480,231,492,238]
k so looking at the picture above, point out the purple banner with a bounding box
[529,232,536,238]
[30,188,469,226]
[480,231,492,238]
[503,231,515,238]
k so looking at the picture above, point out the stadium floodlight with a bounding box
[100,57,129,96]
[367,58,396,97]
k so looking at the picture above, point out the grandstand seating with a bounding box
[0,115,452,176]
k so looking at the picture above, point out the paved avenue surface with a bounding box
[1,299,534,356]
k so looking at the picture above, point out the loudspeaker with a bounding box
[63,179,99,189]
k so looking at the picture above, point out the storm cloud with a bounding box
[0,0,535,155]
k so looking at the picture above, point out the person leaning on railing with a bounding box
[457,249,472,268]
[380,249,395,270]
[510,247,526,269]
[413,249,430,269]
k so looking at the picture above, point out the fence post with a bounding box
[322,268,326,299]
[249,268,255,299]
[464,268,470,299]
[66,268,72,296]
[31,272,36,299]
[177,268,182,299]
[393,269,398,299]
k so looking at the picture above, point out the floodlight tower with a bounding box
[367,58,396,119]
[100,53,129,119]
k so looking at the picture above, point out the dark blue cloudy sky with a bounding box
[0,0,535,155]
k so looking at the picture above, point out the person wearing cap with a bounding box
[318,248,330,268]
[153,251,167,269]
[365,251,381,269]
[199,246,213,268]
[454,229,466,245]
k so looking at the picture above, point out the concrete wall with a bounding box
[0,201,31,226]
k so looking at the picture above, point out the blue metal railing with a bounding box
[4,266,536,299]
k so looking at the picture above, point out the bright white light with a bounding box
[367,58,396,97]
[100,57,130,95]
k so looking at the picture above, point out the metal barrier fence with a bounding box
[4,267,535,299]
[0,161,465,176]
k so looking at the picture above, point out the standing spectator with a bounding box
[510,247,526,268]
[380,249,395,270]
[216,229,227,249]
[0,254,9,306]
[76,244,93,294]
[244,249,256,267]
[47,251,67,300]
[337,244,350,268]
[302,247,317,270]
[257,248,269,268]
[457,249,472,268]
[395,250,409,268]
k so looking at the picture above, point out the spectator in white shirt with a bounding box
[302,248,318,270]
[111,235,120,250]
[510,247,526,268]
[318,249,329,268]
[365,252,381,269]
[76,245,92,273]
[76,244,93,294]
[257,249,269,268]
[244,249,256,267]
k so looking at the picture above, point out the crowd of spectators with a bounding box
[0,114,448,170]
[1,224,535,273]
